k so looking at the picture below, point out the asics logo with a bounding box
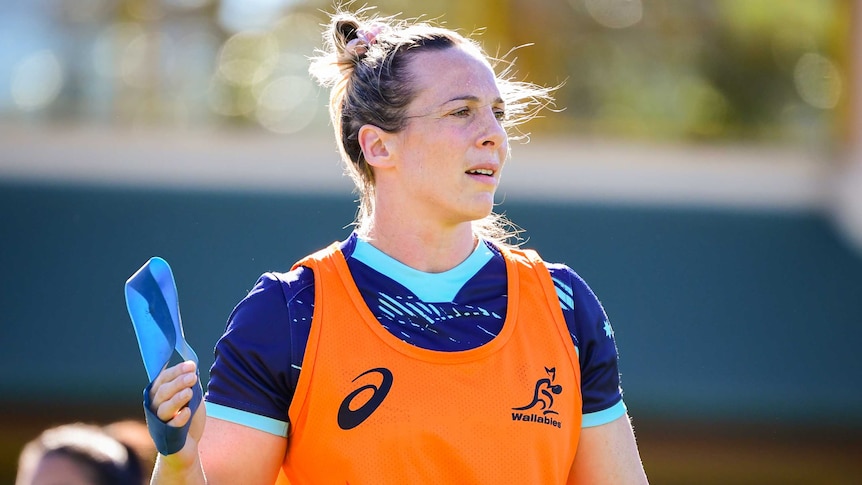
[337,367,393,430]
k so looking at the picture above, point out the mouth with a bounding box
[466,168,495,176]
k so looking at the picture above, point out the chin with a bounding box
[465,205,495,222]
[448,197,495,224]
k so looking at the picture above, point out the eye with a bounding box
[446,105,506,121]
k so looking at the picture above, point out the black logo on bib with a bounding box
[337,367,393,430]
[511,367,564,429]
[514,366,562,414]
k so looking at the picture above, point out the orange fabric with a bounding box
[282,243,582,484]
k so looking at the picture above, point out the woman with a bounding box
[148,7,648,484]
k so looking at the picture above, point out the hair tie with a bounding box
[346,23,385,57]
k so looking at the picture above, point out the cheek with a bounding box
[402,126,446,157]
[400,124,470,180]
[411,134,453,169]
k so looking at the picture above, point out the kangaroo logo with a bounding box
[513,367,563,415]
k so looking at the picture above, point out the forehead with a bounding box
[406,46,501,107]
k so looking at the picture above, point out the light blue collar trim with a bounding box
[351,238,493,303]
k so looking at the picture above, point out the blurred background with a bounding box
[1,0,861,483]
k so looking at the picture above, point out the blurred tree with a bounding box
[0,0,852,151]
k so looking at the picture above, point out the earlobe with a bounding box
[358,124,394,168]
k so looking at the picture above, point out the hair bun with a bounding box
[336,19,386,59]
[336,19,361,43]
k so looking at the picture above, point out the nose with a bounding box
[477,107,507,149]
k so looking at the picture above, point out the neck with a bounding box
[361,216,477,273]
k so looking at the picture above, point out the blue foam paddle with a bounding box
[125,257,202,455]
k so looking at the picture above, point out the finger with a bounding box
[149,362,198,406]
[152,360,197,389]
[156,385,195,423]
[166,406,192,428]
[151,370,198,407]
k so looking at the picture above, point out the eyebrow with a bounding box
[407,95,506,119]
[443,95,505,106]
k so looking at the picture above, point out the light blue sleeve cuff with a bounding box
[581,400,627,428]
[206,402,289,437]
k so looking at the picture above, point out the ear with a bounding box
[358,124,395,168]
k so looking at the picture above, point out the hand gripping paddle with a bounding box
[125,257,202,455]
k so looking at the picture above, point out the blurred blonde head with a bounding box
[16,422,147,485]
